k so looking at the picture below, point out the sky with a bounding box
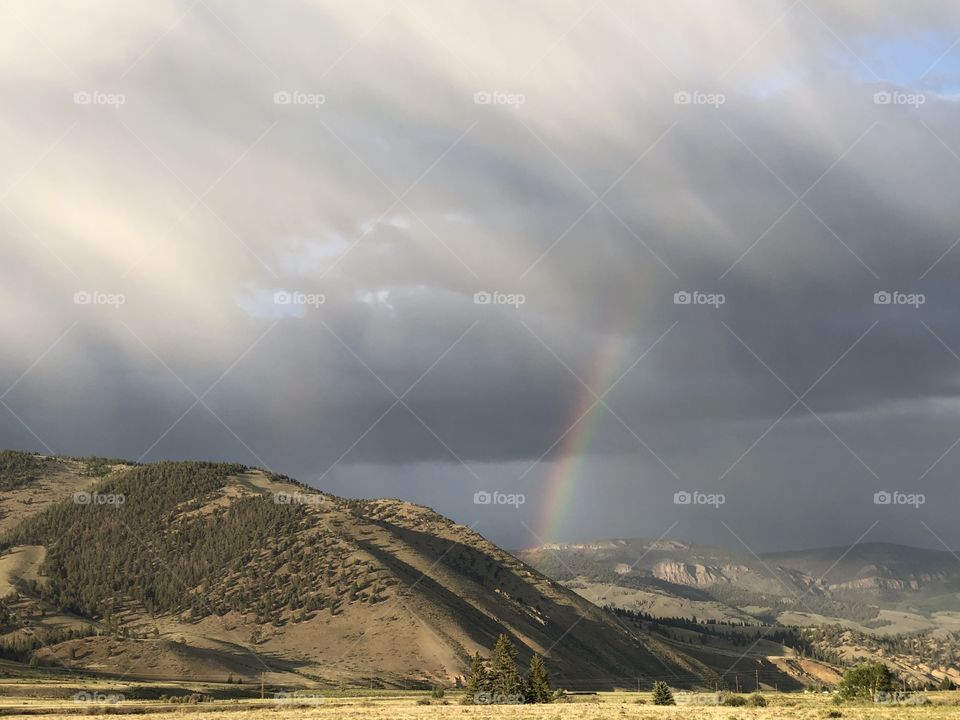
[3,0,960,555]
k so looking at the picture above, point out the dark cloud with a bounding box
[4,0,960,553]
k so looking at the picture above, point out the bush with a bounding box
[747,693,768,707]
[651,681,675,705]
[416,698,431,706]
[431,686,444,699]
[723,695,747,706]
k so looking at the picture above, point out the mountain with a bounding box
[764,543,960,597]
[518,537,960,689]
[0,451,712,690]
[517,538,960,627]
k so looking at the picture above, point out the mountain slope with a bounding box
[518,538,960,625]
[0,453,712,689]
[518,537,960,689]
[764,543,960,596]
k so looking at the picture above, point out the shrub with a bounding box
[723,694,747,706]
[416,697,431,706]
[431,686,445,699]
[747,693,768,707]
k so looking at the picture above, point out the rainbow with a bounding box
[535,333,629,541]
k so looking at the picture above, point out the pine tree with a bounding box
[464,651,490,700]
[651,680,675,705]
[490,634,522,697]
[525,654,551,703]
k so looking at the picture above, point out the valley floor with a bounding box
[4,692,960,719]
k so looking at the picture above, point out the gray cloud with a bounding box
[4,0,960,552]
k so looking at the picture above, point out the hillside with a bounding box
[518,538,960,689]
[518,539,960,625]
[0,452,712,690]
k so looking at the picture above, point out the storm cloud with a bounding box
[4,0,960,552]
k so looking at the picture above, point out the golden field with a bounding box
[3,691,960,719]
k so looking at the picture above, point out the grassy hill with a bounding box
[0,452,712,690]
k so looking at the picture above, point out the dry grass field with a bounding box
[3,690,960,719]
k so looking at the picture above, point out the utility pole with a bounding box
[756,669,760,692]
[736,674,741,693]
[260,672,264,700]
